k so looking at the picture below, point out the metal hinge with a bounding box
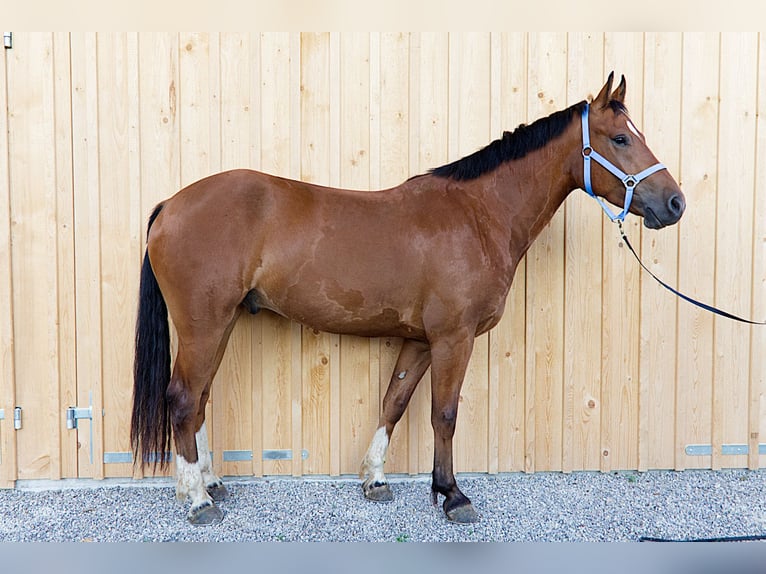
[13,407,21,430]
[3,32,11,49]
[66,406,93,430]
[0,409,4,421]
[65,394,95,464]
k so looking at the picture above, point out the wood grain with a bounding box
[1,33,764,486]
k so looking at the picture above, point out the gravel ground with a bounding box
[2,469,766,543]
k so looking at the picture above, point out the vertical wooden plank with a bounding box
[290,318,303,478]
[366,31,381,479]
[753,32,766,471]
[714,33,758,470]
[639,33,683,471]
[8,33,63,480]
[675,33,718,470]
[601,33,644,472]
[289,32,304,478]
[139,32,182,236]
[364,29,383,475]
[339,335,371,475]
[525,32,567,472]
[178,33,228,480]
[487,32,502,476]
[260,312,293,476]
[412,32,449,473]
[217,32,256,476]
[338,32,372,475]
[328,32,342,476]
[178,31,223,473]
[0,34,18,487]
[138,32,181,476]
[404,32,422,475]
[98,33,142,480]
[300,32,333,475]
[489,32,528,474]
[70,32,104,479]
[179,32,215,186]
[377,32,410,474]
[207,33,226,476]
[52,33,78,479]
[125,32,143,476]
[259,32,301,478]
[564,32,604,472]
[449,32,491,474]
[260,33,292,177]
[138,33,182,253]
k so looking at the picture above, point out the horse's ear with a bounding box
[593,71,614,108]
[610,74,627,103]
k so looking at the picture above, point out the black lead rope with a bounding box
[639,534,766,543]
[617,221,766,326]
[619,221,766,543]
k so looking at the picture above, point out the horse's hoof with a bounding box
[363,481,394,502]
[446,503,480,524]
[207,482,229,502]
[188,501,224,526]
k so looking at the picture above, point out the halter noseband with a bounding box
[581,103,667,222]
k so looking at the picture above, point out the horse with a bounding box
[131,73,685,525]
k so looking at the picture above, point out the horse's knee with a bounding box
[432,405,458,436]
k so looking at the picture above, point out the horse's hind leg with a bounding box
[196,421,227,502]
[360,339,431,502]
[169,313,239,525]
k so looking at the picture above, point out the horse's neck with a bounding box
[487,140,579,260]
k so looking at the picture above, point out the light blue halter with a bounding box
[580,103,667,222]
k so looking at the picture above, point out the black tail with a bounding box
[131,204,172,471]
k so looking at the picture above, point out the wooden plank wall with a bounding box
[1,32,765,484]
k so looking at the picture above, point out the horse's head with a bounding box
[580,73,685,229]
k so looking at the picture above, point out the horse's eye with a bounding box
[612,135,629,147]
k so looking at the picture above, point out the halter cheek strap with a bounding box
[581,103,667,222]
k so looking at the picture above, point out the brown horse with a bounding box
[131,73,685,525]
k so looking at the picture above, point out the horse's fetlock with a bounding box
[176,483,189,502]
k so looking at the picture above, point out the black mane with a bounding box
[429,100,590,181]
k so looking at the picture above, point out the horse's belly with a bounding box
[259,285,426,340]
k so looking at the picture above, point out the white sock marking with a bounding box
[361,426,389,486]
[175,454,212,509]
[195,422,221,487]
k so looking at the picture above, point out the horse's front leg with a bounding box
[360,339,431,502]
[428,331,479,523]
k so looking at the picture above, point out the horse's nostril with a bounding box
[668,193,685,217]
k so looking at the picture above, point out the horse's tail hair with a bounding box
[131,203,172,471]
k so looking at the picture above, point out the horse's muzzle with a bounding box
[643,191,685,229]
